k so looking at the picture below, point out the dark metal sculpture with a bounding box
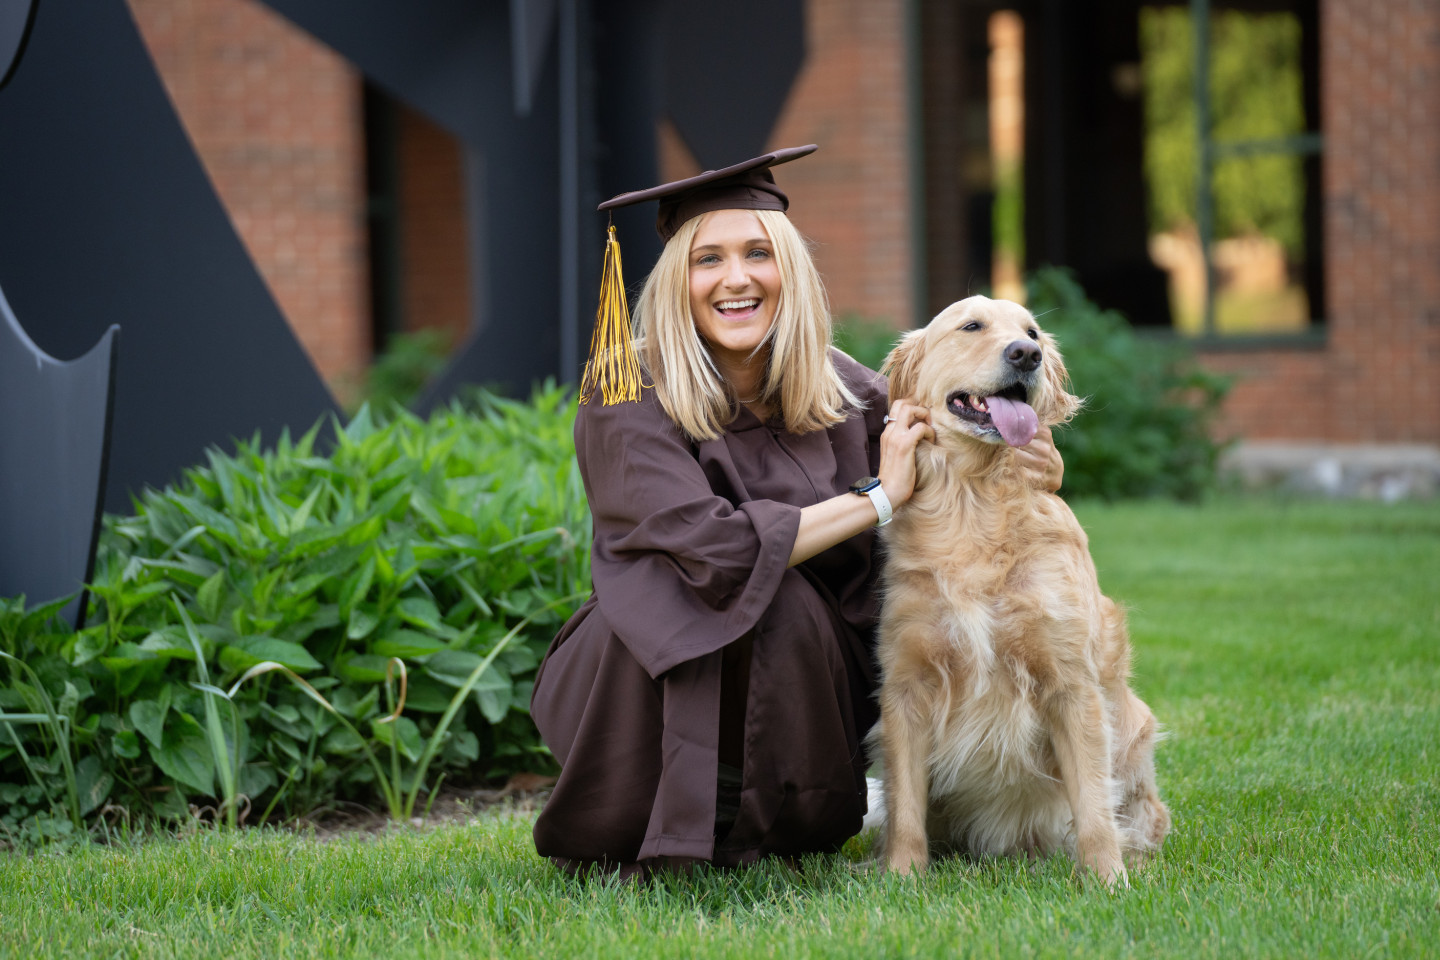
[258,0,805,404]
[0,0,37,91]
[0,0,339,513]
[0,284,117,626]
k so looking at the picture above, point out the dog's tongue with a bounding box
[985,395,1039,447]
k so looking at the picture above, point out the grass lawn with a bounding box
[2,499,1437,959]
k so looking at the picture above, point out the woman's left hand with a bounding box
[1015,424,1064,492]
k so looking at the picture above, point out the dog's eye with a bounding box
[961,321,982,332]
[1027,328,1039,340]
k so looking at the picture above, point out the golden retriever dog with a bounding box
[872,296,1169,887]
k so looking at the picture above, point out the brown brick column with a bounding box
[770,0,917,329]
[1201,0,1440,445]
[1320,0,1440,442]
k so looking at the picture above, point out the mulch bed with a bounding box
[281,773,557,841]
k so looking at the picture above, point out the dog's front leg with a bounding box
[1044,686,1127,888]
[879,665,936,875]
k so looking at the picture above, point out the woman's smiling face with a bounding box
[687,209,781,368]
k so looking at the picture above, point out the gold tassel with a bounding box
[579,225,642,406]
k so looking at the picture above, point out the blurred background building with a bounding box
[123,0,1437,481]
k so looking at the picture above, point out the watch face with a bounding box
[850,477,880,494]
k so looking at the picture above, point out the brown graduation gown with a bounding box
[531,351,889,872]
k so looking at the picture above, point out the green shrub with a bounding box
[356,328,453,414]
[1,386,588,838]
[1028,267,1231,500]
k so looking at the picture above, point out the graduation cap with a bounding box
[580,145,818,406]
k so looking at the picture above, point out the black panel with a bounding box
[0,0,339,512]
[1025,0,1171,325]
[593,0,664,297]
[362,83,403,352]
[0,285,116,625]
[1297,0,1325,322]
[662,0,806,169]
[511,0,557,115]
[263,0,531,148]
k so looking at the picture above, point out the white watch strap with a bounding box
[866,483,893,526]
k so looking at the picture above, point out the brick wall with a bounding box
[661,0,916,329]
[1200,0,1440,443]
[1195,348,1331,442]
[397,106,470,346]
[127,0,370,387]
[778,0,915,328]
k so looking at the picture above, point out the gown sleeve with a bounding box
[575,390,802,678]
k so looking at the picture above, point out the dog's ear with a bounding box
[1038,330,1082,426]
[880,328,928,402]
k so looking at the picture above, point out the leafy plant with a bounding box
[175,601,243,829]
[1028,267,1231,500]
[0,386,590,837]
[0,646,79,833]
[0,595,110,842]
[228,589,576,822]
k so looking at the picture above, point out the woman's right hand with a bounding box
[877,399,934,508]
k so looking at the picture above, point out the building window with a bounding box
[1140,0,1323,338]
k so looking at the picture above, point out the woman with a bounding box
[530,146,1060,876]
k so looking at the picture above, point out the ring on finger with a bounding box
[883,414,892,425]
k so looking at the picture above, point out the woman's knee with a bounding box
[532,624,659,764]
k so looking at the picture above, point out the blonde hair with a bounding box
[632,209,861,441]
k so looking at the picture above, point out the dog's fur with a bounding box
[872,296,1169,886]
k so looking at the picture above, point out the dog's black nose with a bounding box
[1004,340,1041,373]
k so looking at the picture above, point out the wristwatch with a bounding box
[849,476,893,527]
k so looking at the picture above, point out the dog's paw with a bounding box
[1076,836,1128,891]
[885,848,929,876]
[1079,851,1128,891]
